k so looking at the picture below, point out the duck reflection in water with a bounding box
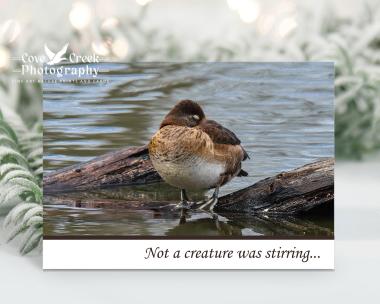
[167,211,243,237]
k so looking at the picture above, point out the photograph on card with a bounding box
[43,62,334,240]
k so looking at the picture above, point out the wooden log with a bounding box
[44,145,161,193]
[215,158,334,215]
[43,146,334,215]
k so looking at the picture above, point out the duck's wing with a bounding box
[200,119,249,161]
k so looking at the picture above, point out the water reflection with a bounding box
[44,190,333,237]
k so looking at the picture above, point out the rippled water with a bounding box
[43,62,334,237]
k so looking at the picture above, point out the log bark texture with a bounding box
[216,158,334,215]
[43,146,334,215]
[44,145,161,193]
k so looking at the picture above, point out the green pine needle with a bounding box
[0,108,42,254]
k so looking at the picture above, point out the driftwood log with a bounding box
[44,145,159,192]
[43,146,334,215]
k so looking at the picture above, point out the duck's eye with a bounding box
[191,114,200,121]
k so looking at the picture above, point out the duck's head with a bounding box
[160,99,205,128]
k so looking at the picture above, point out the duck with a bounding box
[148,99,249,212]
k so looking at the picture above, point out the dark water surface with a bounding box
[43,62,334,237]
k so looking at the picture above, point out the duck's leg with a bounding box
[175,189,193,210]
[198,186,220,213]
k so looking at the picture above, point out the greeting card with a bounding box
[43,62,334,269]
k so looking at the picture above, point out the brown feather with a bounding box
[149,99,250,190]
[200,119,249,161]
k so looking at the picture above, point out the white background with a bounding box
[1,163,379,303]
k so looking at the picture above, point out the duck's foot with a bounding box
[175,200,195,210]
[195,186,220,213]
[198,196,218,212]
[175,189,195,210]
[191,197,218,221]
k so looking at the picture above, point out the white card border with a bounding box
[43,239,334,270]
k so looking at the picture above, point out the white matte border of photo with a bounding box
[43,240,334,269]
